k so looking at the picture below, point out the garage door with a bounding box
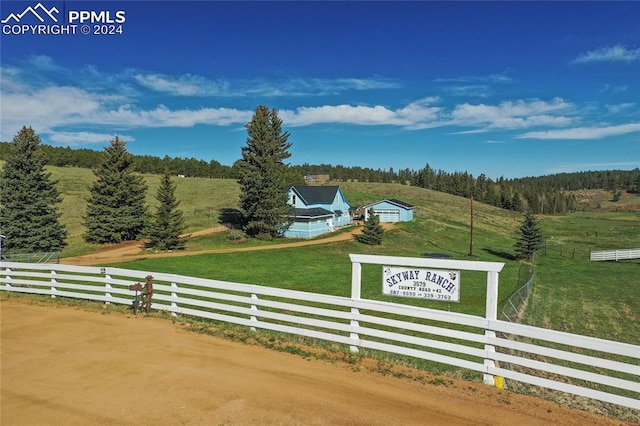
[375,209,400,222]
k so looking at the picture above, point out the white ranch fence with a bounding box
[1,255,638,410]
[590,248,640,262]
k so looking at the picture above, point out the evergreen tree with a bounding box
[357,209,384,245]
[514,211,544,261]
[237,106,293,239]
[0,127,67,253]
[84,137,148,243]
[145,172,186,250]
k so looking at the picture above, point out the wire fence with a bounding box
[540,242,640,262]
[0,251,60,264]
[500,263,534,323]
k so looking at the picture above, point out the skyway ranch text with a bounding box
[383,266,460,302]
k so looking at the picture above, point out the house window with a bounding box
[292,195,296,205]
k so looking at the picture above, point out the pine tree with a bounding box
[357,209,384,245]
[514,211,544,261]
[84,137,148,243]
[0,126,68,253]
[145,172,186,250]
[237,106,293,239]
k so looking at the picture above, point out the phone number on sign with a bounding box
[388,290,453,300]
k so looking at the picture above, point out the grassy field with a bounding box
[528,212,640,345]
[48,166,240,256]
[3,163,640,343]
[106,180,527,317]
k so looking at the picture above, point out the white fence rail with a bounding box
[1,256,638,410]
[590,248,640,262]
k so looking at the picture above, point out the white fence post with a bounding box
[350,260,362,353]
[250,293,259,331]
[5,267,12,288]
[105,271,112,305]
[171,282,178,317]
[51,269,57,298]
[484,270,499,386]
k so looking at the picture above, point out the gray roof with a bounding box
[287,207,335,219]
[291,185,341,205]
[387,198,414,208]
[363,199,414,210]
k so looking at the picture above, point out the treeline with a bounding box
[0,142,235,178]
[309,163,639,214]
[1,142,638,215]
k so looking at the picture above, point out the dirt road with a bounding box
[1,297,628,426]
[63,225,372,266]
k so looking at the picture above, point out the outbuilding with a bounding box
[362,199,414,222]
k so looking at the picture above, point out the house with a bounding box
[362,199,414,222]
[304,174,331,184]
[284,185,352,238]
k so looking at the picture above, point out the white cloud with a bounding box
[280,98,443,128]
[133,73,400,97]
[600,84,628,94]
[27,54,60,71]
[573,44,640,63]
[440,84,491,98]
[2,59,634,149]
[518,123,640,140]
[134,73,230,96]
[605,103,636,114]
[1,85,107,136]
[281,105,405,126]
[0,70,590,145]
[49,131,135,145]
[435,73,512,83]
[0,70,251,141]
[100,105,251,127]
[449,98,576,130]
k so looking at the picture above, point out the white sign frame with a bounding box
[382,266,461,302]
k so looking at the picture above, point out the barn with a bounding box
[284,185,353,239]
[362,199,414,222]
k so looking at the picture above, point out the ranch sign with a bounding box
[383,266,460,302]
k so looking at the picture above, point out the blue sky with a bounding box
[1,1,639,179]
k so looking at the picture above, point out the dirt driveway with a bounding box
[1,297,629,425]
[63,225,371,266]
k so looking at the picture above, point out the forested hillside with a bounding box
[1,141,638,215]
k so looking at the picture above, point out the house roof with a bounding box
[363,199,414,210]
[287,207,335,219]
[291,185,344,205]
[387,199,414,208]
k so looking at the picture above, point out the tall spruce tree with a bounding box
[237,106,293,239]
[357,209,384,245]
[514,211,544,261]
[0,126,67,253]
[84,137,148,243]
[145,171,185,250]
